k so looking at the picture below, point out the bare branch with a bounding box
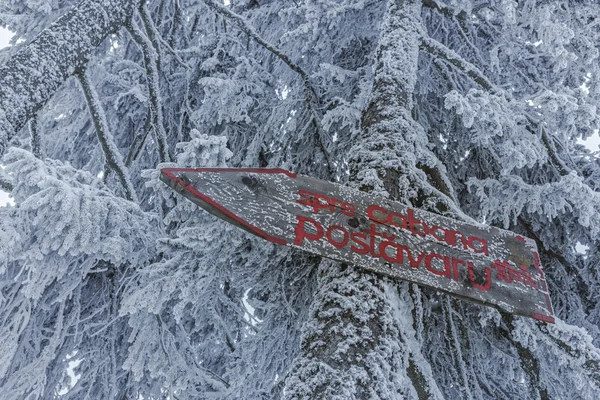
[140,4,190,69]
[125,108,153,167]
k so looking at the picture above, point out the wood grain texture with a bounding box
[160,167,555,323]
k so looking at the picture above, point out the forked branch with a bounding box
[76,71,138,202]
[126,16,170,163]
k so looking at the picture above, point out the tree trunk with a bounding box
[283,1,444,399]
[0,0,140,153]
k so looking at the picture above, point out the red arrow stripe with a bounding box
[161,168,290,246]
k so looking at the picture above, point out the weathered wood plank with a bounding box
[160,167,555,323]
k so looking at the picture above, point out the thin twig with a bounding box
[526,115,571,177]
[125,108,153,167]
[126,16,170,163]
[140,3,190,69]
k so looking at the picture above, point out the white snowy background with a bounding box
[0,26,11,48]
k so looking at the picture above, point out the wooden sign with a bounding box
[160,168,555,323]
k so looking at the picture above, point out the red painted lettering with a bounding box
[379,241,404,264]
[492,260,511,283]
[387,212,408,229]
[299,194,493,262]
[468,236,489,256]
[329,198,343,208]
[365,223,385,257]
[451,257,466,281]
[404,247,426,269]
[326,225,349,248]
[425,253,451,278]
[350,232,370,254]
[296,190,314,207]
[313,193,333,214]
[294,215,324,246]
[430,226,446,242]
[468,261,491,291]
[447,230,467,249]
[341,202,356,217]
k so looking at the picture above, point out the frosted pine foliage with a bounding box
[1,148,151,300]
[444,89,547,174]
[469,172,600,239]
[143,130,232,225]
[2,0,600,399]
[511,318,600,398]
[0,150,152,398]
[175,129,233,169]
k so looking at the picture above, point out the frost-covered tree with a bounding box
[1,0,600,399]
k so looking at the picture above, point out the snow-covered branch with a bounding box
[422,0,461,16]
[2,1,600,398]
[0,0,141,153]
[201,0,334,174]
[0,176,13,193]
[536,121,572,177]
[470,172,600,239]
[139,4,189,69]
[126,15,170,163]
[201,0,312,91]
[420,36,494,91]
[428,40,577,179]
[76,71,138,202]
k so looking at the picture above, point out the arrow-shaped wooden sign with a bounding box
[160,168,555,323]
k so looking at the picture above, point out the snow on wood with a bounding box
[161,167,555,323]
